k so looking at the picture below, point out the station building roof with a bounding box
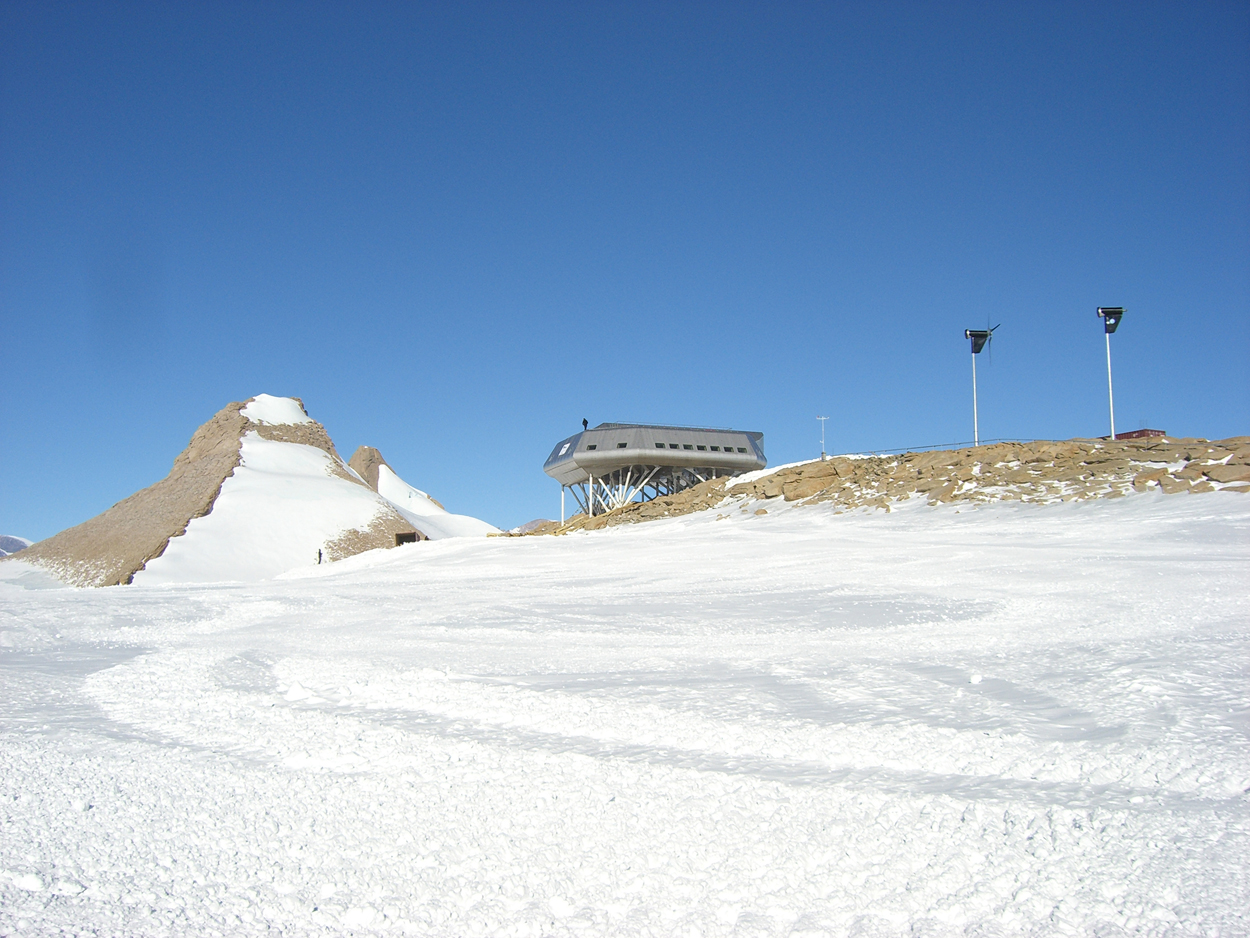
[543,423,766,487]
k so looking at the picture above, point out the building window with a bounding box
[586,444,597,450]
[683,444,693,450]
[710,446,720,451]
[617,442,627,448]
[696,445,706,451]
[656,443,666,449]
[737,447,747,453]
[669,443,678,449]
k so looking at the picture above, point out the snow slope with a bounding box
[376,464,499,539]
[1,492,1247,935]
[133,432,400,585]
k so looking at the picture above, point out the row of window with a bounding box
[585,442,747,453]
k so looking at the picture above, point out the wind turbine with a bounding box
[963,324,1000,446]
[1096,307,1125,439]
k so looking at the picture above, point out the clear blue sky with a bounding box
[2,1,1247,538]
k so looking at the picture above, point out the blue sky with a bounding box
[2,1,1247,538]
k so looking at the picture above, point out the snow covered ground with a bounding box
[1,492,1247,936]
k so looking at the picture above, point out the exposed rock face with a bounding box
[11,403,250,586]
[539,435,1250,535]
[324,513,425,561]
[348,446,389,491]
[5,398,420,587]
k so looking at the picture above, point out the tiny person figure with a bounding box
[317,549,322,565]
[582,417,588,431]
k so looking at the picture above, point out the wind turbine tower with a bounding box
[963,325,999,446]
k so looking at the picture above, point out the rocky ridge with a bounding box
[532,435,1250,535]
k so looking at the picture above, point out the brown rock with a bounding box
[1158,475,1191,495]
[1203,464,1250,484]
[347,446,389,490]
[1132,468,1167,491]
[783,478,830,501]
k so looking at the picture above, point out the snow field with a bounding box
[1,492,1248,935]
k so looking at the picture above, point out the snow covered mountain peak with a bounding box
[240,394,314,426]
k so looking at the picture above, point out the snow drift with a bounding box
[349,446,499,540]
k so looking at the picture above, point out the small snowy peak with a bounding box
[375,464,499,539]
[0,535,31,556]
[347,445,499,539]
[240,394,313,426]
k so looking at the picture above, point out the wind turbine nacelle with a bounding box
[965,329,992,354]
[1097,307,1125,334]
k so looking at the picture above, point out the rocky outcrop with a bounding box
[10,403,250,586]
[5,398,420,587]
[538,436,1250,535]
[348,446,389,491]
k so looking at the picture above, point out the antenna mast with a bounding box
[817,416,829,460]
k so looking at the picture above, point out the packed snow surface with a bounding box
[240,394,313,426]
[133,433,389,585]
[1,493,1248,936]
[376,464,500,539]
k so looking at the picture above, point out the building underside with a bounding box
[566,464,741,517]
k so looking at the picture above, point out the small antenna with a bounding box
[817,416,829,460]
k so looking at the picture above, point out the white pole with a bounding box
[971,351,979,447]
[1105,331,1116,440]
[560,486,565,524]
[588,475,594,518]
